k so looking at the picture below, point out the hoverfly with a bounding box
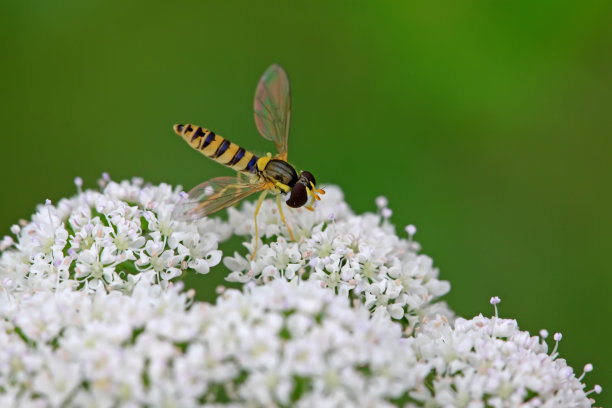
[173,64,325,259]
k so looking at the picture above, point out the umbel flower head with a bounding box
[0,177,600,407]
[1,177,228,297]
[411,312,600,407]
[224,187,452,328]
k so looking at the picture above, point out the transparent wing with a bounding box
[172,177,266,221]
[253,64,291,160]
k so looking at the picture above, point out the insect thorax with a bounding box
[263,159,298,188]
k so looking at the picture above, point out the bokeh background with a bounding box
[2,0,610,402]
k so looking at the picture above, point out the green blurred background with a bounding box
[2,0,610,402]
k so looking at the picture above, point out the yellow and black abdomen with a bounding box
[174,124,259,174]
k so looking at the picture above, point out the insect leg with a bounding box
[276,194,295,241]
[250,190,268,261]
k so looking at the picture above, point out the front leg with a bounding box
[276,195,295,241]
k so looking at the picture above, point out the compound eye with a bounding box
[301,171,316,186]
[286,182,308,208]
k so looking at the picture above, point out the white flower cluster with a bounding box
[0,274,422,407]
[224,187,452,328]
[0,178,600,407]
[0,177,227,298]
[410,314,598,407]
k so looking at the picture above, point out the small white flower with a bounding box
[375,196,388,209]
[0,235,14,251]
[73,177,83,196]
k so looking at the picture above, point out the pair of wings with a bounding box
[173,64,291,221]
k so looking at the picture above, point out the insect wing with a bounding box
[253,64,291,159]
[172,177,266,221]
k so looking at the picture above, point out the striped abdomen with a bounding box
[174,124,259,174]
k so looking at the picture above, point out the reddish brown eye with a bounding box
[301,171,316,186]
[286,183,308,208]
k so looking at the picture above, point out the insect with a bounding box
[173,64,325,259]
